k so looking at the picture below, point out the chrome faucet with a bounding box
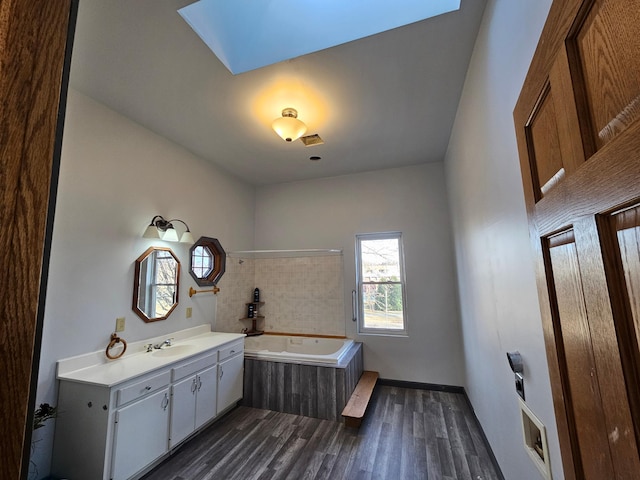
[154,338,173,349]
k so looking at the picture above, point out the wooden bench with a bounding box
[342,370,379,428]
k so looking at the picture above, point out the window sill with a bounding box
[356,330,409,338]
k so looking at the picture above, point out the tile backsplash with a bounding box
[215,254,345,337]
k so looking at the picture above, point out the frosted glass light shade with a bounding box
[272,108,307,142]
[180,230,195,244]
[162,227,180,242]
[143,224,161,239]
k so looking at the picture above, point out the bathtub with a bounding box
[244,334,354,364]
[243,337,363,421]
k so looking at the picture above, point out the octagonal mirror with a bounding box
[189,236,226,286]
[133,247,180,322]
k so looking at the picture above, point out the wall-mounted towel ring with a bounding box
[106,333,127,360]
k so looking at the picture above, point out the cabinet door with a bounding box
[169,375,197,449]
[217,354,244,415]
[111,387,170,480]
[194,364,218,430]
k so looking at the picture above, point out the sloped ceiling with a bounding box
[69,0,487,186]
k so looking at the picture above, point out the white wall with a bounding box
[444,1,563,479]
[33,89,255,478]
[255,163,465,386]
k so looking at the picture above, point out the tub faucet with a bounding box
[154,338,173,349]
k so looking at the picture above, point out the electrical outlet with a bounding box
[115,317,126,332]
[186,307,192,319]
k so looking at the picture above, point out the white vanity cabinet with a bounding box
[169,353,218,448]
[52,330,245,480]
[217,340,244,414]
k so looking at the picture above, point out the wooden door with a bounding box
[0,1,75,478]
[514,0,640,478]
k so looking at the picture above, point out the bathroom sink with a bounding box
[152,344,197,357]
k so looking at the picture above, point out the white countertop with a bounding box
[57,326,245,388]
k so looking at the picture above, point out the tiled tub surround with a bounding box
[242,342,363,422]
[215,256,256,333]
[215,253,345,337]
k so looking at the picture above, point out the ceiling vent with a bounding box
[300,134,324,147]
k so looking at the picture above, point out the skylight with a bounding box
[178,0,461,75]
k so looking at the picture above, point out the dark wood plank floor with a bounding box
[142,386,503,480]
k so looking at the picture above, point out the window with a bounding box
[356,232,407,335]
[191,245,214,279]
[148,249,179,318]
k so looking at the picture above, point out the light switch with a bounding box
[186,307,192,319]
[115,317,125,332]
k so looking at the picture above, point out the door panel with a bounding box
[523,49,587,202]
[613,205,640,335]
[546,230,613,477]
[573,218,640,477]
[526,83,565,199]
[600,203,640,449]
[569,0,640,149]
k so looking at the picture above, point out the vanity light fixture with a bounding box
[272,107,307,142]
[142,215,194,243]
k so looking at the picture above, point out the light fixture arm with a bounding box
[166,218,191,233]
[147,215,171,232]
[146,216,191,232]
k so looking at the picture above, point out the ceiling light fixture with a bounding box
[143,215,194,243]
[272,108,307,142]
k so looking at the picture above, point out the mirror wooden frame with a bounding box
[189,236,226,287]
[132,246,180,322]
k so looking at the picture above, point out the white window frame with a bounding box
[355,231,408,336]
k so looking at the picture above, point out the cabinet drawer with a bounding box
[171,352,217,381]
[219,341,243,362]
[117,370,171,407]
